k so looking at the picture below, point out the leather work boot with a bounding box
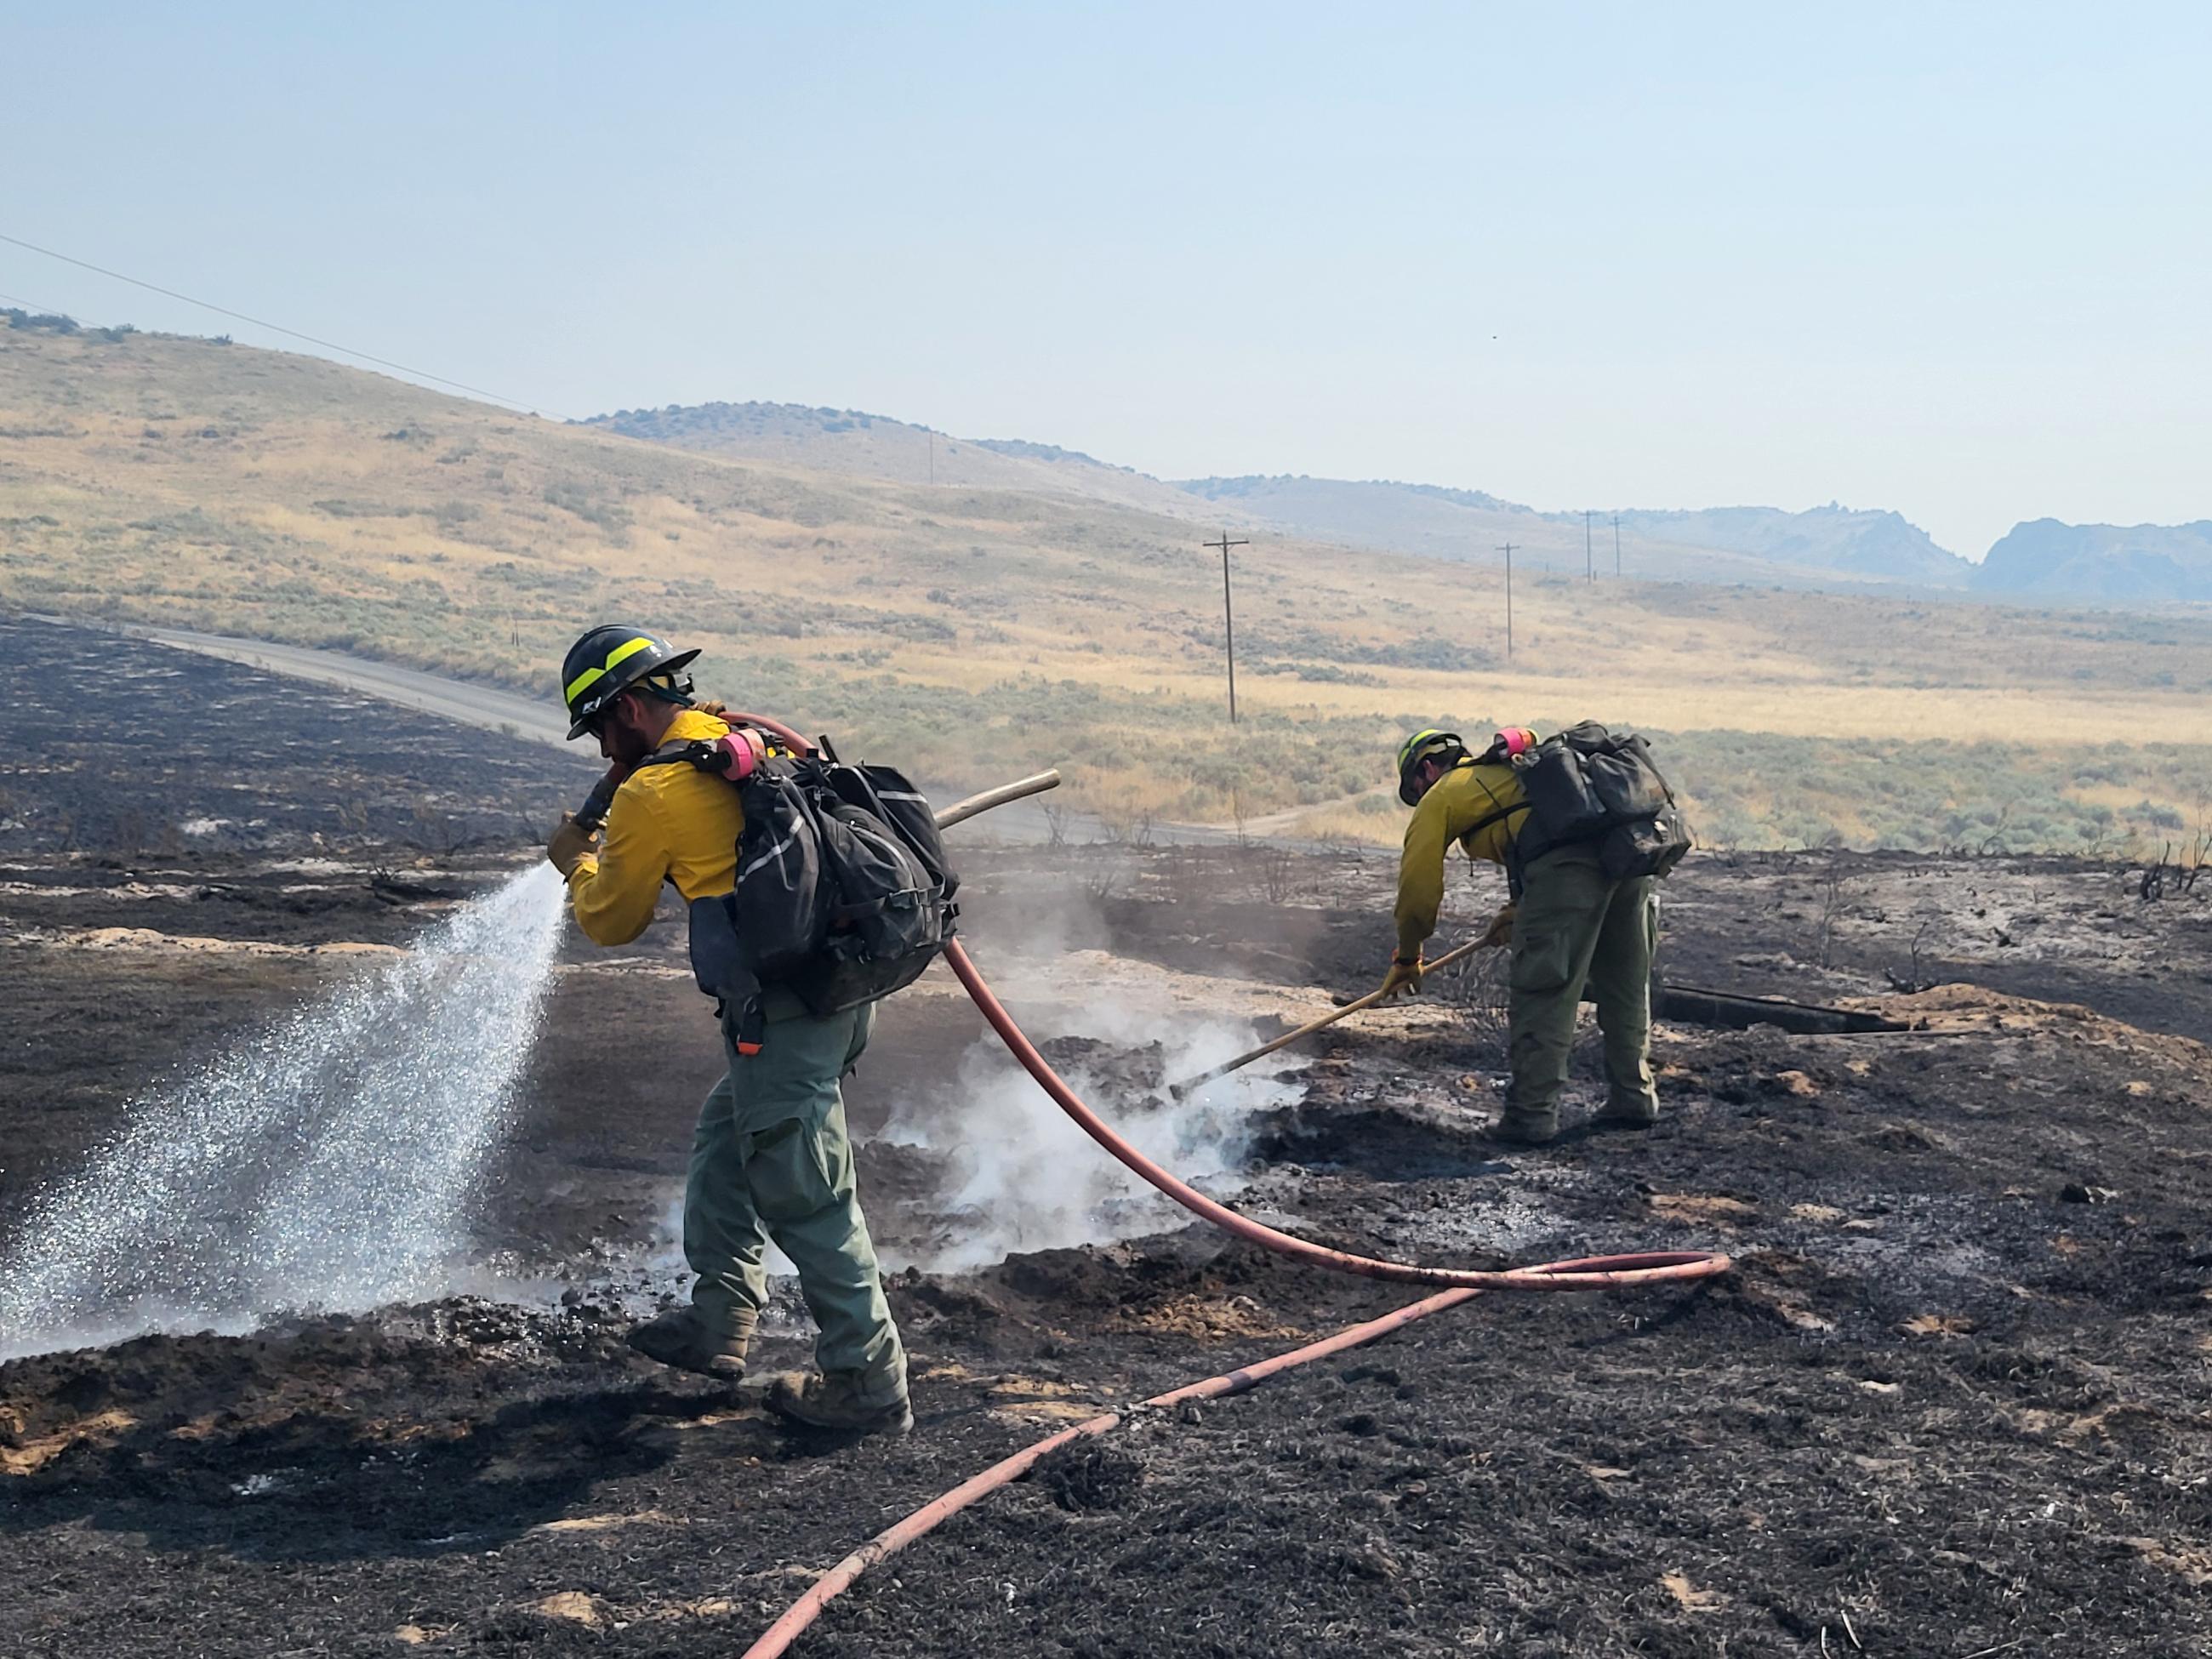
[1591,1092,1660,1132]
[624,1308,750,1382]
[1489,1110,1558,1147]
[766,1369,914,1437]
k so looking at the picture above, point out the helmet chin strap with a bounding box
[637,670,695,705]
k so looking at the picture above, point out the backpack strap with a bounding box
[1458,801,1529,846]
[628,737,720,773]
[1454,762,1531,852]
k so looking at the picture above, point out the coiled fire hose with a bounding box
[727,769,1730,1658]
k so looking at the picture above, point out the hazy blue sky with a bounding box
[6,3,2207,556]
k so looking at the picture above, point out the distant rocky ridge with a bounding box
[1974,519,2212,602]
[584,393,2203,606]
[1178,476,1970,588]
[1599,505,1969,587]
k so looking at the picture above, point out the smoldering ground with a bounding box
[9,628,2212,1655]
[869,985,1303,1272]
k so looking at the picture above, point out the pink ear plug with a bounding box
[1497,726,1537,758]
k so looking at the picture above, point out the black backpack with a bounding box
[1510,721,1692,885]
[637,736,958,1053]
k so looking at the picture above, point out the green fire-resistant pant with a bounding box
[1506,845,1660,1132]
[686,999,907,1397]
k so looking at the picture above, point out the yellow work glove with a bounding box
[1479,904,1518,949]
[546,814,599,879]
[1379,955,1425,1000]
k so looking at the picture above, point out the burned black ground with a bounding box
[4,619,2212,1656]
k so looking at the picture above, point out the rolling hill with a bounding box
[5,313,2211,851]
[1177,476,1970,590]
[588,396,1978,594]
[579,400,1206,520]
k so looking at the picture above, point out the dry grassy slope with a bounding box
[581,402,1211,521]
[607,411,1951,593]
[606,410,1903,592]
[3,328,2210,840]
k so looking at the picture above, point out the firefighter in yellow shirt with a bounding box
[1383,728,1661,1146]
[545,626,909,1437]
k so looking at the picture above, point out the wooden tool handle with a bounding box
[1166,937,1488,1097]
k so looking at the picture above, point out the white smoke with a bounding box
[0,864,567,1360]
[876,995,1301,1273]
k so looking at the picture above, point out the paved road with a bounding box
[40,616,1337,851]
[31,619,1160,844]
[115,624,576,749]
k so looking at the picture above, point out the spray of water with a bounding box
[0,864,566,1360]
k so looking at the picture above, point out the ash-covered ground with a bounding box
[4,618,2212,1657]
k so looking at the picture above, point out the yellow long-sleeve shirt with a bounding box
[565,709,745,946]
[1394,760,1527,957]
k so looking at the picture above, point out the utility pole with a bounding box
[1205,531,1249,723]
[1613,511,1622,578]
[1498,540,1516,658]
[1585,509,1594,583]
[927,429,935,486]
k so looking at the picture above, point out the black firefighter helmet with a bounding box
[560,625,700,739]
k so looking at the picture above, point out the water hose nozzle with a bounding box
[574,767,624,833]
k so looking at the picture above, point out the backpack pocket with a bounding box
[789,800,953,1016]
[730,767,830,981]
[830,764,961,902]
[1586,740,1670,821]
[1519,742,1610,843]
[1599,802,1693,881]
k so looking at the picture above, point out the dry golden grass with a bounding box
[5,327,2209,844]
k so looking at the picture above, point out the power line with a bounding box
[0,230,561,417]
[0,288,70,317]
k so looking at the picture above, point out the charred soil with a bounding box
[4,619,2212,1656]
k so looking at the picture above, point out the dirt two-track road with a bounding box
[3,615,2212,1657]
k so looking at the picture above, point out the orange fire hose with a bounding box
[741,1287,1482,1659]
[944,940,1722,1293]
[734,938,1730,1656]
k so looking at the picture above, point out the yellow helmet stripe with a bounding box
[564,636,657,704]
[1397,728,1445,772]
